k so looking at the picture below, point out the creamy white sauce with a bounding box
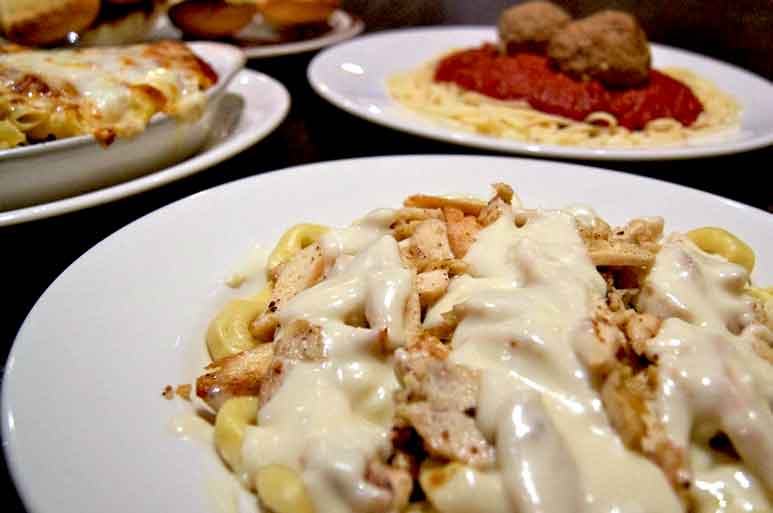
[169,410,214,444]
[234,204,773,513]
[638,236,758,333]
[426,207,681,513]
[426,465,510,513]
[563,204,600,231]
[207,476,259,513]
[226,244,269,290]
[320,209,397,262]
[496,389,583,513]
[281,236,413,347]
[241,212,406,513]
[638,237,773,507]
[691,446,772,513]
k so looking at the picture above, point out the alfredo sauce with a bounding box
[236,201,771,513]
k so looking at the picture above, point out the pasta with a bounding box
[190,184,773,513]
[266,223,329,274]
[686,226,755,272]
[206,286,273,360]
[0,41,217,149]
[214,396,259,470]
[0,98,26,149]
[388,61,740,148]
[255,465,314,513]
[748,286,773,302]
[0,120,25,149]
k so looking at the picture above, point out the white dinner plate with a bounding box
[3,155,772,513]
[154,9,365,59]
[0,69,289,226]
[308,27,773,160]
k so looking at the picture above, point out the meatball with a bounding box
[497,1,572,54]
[547,10,651,87]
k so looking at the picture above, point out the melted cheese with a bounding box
[0,42,211,143]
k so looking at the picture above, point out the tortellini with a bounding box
[687,227,755,273]
[206,286,272,360]
[255,464,314,513]
[214,396,258,470]
[266,224,329,275]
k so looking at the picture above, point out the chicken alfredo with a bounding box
[193,184,773,513]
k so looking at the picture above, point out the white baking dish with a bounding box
[0,41,245,211]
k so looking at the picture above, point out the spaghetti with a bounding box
[388,56,739,148]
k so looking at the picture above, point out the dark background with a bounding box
[2,1,772,511]
[346,0,773,80]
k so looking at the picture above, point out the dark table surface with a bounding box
[2,39,772,513]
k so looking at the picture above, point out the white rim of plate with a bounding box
[308,26,773,161]
[243,10,365,59]
[2,155,771,513]
[154,9,365,59]
[0,69,290,226]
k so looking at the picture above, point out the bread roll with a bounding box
[259,1,336,27]
[0,0,100,45]
[168,0,256,38]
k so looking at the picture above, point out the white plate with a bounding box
[0,42,246,210]
[0,69,289,226]
[154,9,365,59]
[3,155,772,513]
[308,27,773,160]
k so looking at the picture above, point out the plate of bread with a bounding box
[0,0,364,58]
[0,0,167,46]
[161,0,365,59]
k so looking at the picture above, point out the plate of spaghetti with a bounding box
[308,5,773,160]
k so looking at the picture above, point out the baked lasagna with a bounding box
[0,40,217,149]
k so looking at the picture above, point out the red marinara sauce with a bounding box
[434,44,703,130]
